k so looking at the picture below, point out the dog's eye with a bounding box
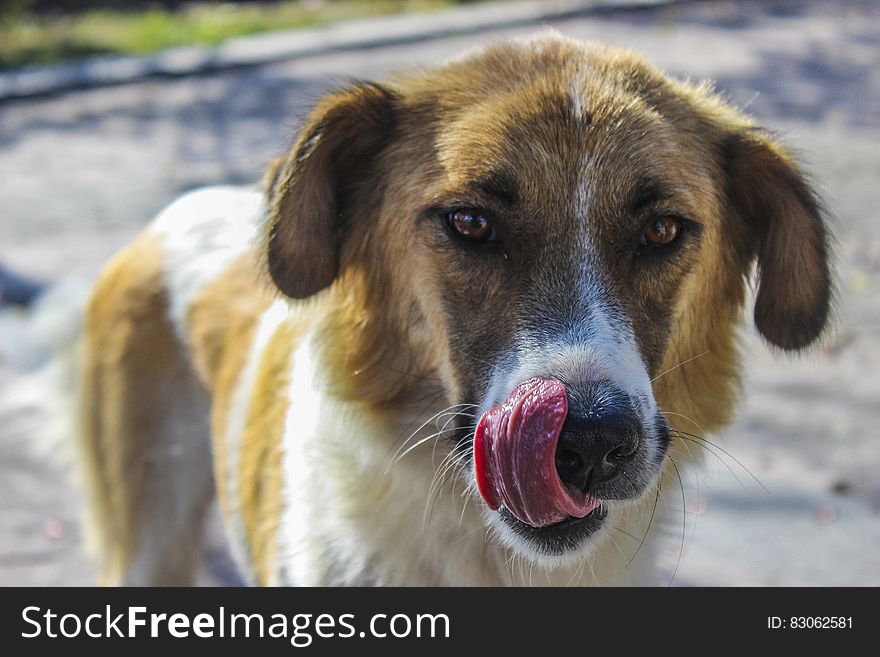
[446,209,496,243]
[641,217,682,248]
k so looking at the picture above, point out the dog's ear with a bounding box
[724,130,832,350]
[265,82,398,299]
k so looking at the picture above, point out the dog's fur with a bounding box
[76,34,831,586]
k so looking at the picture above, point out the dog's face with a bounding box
[265,36,831,565]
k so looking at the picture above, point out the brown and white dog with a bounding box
[76,34,831,586]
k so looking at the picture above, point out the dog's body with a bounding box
[77,35,831,586]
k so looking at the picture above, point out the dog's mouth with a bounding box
[497,505,608,556]
[473,377,603,529]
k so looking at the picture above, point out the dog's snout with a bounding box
[554,389,640,494]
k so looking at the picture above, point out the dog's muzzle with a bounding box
[474,376,649,529]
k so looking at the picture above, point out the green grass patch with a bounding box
[0,1,473,70]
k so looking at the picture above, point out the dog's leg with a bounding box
[79,233,214,586]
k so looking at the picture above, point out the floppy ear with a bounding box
[724,130,832,350]
[265,82,398,299]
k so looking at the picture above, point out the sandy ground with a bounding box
[0,0,878,586]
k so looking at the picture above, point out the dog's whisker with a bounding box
[451,524,487,548]
[386,413,476,466]
[671,431,751,493]
[431,415,459,467]
[663,405,769,492]
[626,481,662,568]
[404,405,474,436]
[447,456,473,523]
[650,350,710,384]
[586,554,598,586]
[391,428,458,466]
[431,412,472,467]
[433,410,478,429]
[607,534,629,569]
[391,402,478,459]
[423,442,473,526]
[564,553,587,586]
[610,526,645,545]
[576,553,589,587]
[451,458,475,526]
[402,388,449,421]
[388,416,476,468]
[432,407,479,428]
[422,479,448,528]
[666,458,687,588]
[661,409,708,436]
[671,431,700,464]
[385,390,450,463]
[503,553,517,587]
[426,448,462,498]
[673,429,770,494]
[458,492,471,527]
[403,437,465,522]
[511,555,523,587]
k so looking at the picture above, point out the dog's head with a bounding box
[264,35,831,564]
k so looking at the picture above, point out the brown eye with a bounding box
[641,217,682,247]
[446,209,495,243]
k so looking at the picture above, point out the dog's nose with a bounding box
[554,391,640,494]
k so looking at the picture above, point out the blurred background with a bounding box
[0,0,878,586]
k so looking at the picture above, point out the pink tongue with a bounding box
[474,377,601,528]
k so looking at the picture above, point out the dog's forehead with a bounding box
[428,38,695,211]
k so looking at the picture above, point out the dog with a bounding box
[75,33,831,586]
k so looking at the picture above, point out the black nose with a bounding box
[554,396,640,494]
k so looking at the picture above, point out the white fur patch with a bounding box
[569,71,587,124]
[150,186,264,341]
[276,331,327,585]
[481,277,655,418]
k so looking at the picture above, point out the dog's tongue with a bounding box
[474,377,600,528]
